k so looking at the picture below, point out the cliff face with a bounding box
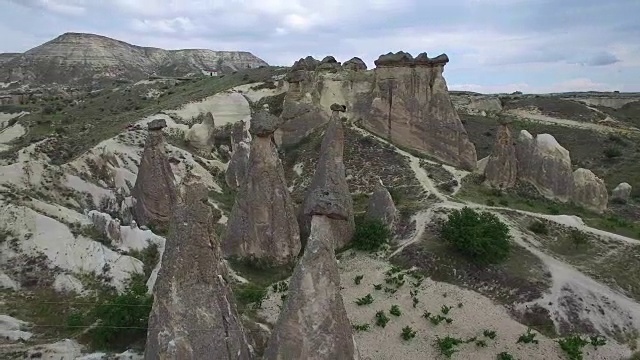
[358,52,477,170]
[131,119,177,231]
[144,176,253,360]
[0,32,268,85]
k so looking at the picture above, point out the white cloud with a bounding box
[130,17,196,34]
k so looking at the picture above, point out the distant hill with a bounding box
[0,32,268,85]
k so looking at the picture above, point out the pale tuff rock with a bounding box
[53,274,85,295]
[366,178,398,229]
[300,104,355,250]
[612,182,632,202]
[131,119,177,232]
[572,168,609,213]
[515,130,573,201]
[264,216,357,360]
[223,111,301,267]
[88,210,121,245]
[185,111,215,150]
[361,51,477,170]
[144,178,253,360]
[225,141,250,191]
[484,122,518,189]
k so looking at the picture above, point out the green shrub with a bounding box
[375,310,390,328]
[497,352,515,360]
[390,304,401,316]
[441,207,511,264]
[352,323,370,332]
[483,329,497,339]
[127,243,160,280]
[352,217,391,251]
[234,283,267,309]
[354,275,364,285]
[517,328,539,344]
[569,230,589,249]
[436,336,464,358]
[401,326,417,340]
[558,335,589,360]
[528,220,548,235]
[88,274,152,349]
[355,294,374,306]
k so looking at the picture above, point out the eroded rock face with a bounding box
[223,111,300,267]
[343,57,367,71]
[367,179,398,229]
[572,168,608,213]
[612,182,632,202]
[144,177,253,360]
[185,112,215,150]
[264,215,357,360]
[515,131,573,201]
[225,141,250,191]
[300,105,354,250]
[484,122,517,189]
[231,120,250,152]
[131,120,176,231]
[360,52,477,170]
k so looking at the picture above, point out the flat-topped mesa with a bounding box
[300,103,355,250]
[144,176,253,360]
[131,118,176,232]
[361,51,477,170]
[223,110,301,268]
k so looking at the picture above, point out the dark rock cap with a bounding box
[304,188,349,221]
[148,118,167,131]
[343,57,367,71]
[330,104,346,112]
[321,56,338,64]
[374,51,449,67]
[249,110,282,137]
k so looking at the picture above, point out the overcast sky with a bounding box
[1,0,639,93]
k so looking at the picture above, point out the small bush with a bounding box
[375,311,390,328]
[604,147,622,158]
[436,336,464,358]
[354,275,364,285]
[517,328,539,344]
[352,324,370,332]
[355,294,374,306]
[441,207,511,264]
[234,283,267,309]
[127,243,160,279]
[401,326,417,340]
[570,230,589,249]
[497,352,515,360]
[390,304,401,316]
[352,217,391,252]
[441,305,452,315]
[483,330,497,339]
[558,335,589,360]
[528,220,549,235]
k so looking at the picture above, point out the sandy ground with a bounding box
[164,92,251,127]
[0,123,25,151]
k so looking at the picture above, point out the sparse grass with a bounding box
[352,323,370,332]
[517,328,540,344]
[355,294,374,306]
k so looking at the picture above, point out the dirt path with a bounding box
[505,109,639,134]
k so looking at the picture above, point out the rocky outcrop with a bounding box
[225,141,250,191]
[185,112,215,151]
[343,57,367,71]
[265,173,357,359]
[572,168,608,213]
[366,178,398,229]
[223,111,301,267]
[145,175,253,360]
[484,120,517,189]
[300,104,355,250]
[317,56,342,72]
[612,182,632,202]
[231,120,250,152]
[360,51,477,170]
[515,131,573,201]
[131,119,177,231]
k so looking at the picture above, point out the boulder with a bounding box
[264,215,357,360]
[484,123,517,189]
[300,107,354,250]
[612,182,632,202]
[185,112,215,150]
[366,179,398,229]
[145,176,253,359]
[516,131,573,201]
[223,113,300,267]
[360,51,477,170]
[343,57,367,71]
[225,141,250,191]
[131,122,177,231]
[572,168,608,213]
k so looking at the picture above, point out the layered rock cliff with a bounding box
[0,32,269,85]
[223,111,301,267]
[300,104,355,250]
[131,119,177,231]
[359,52,477,170]
[144,175,253,360]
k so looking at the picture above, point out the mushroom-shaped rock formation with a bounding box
[317,55,342,72]
[265,148,358,360]
[144,175,253,360]
[366,178,398,229]
[225,141,250,191]
[515,131,573,201]
[612,182,632,202]
[484,121,517,189]
[185,111,215,151]
[131,119,176,232]
[361,51,477,170]
[572,168,608,213]
[343,57,367,71]
[223,110,301,268]
[300,104,355,250]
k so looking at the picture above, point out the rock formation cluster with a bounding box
[223,110,301,268]
[264,105,358,360]
[300,104,355,250]
[131,119,177,231]
[145,174,253,360]
[484,127,609,213]
[360,52,477,170]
